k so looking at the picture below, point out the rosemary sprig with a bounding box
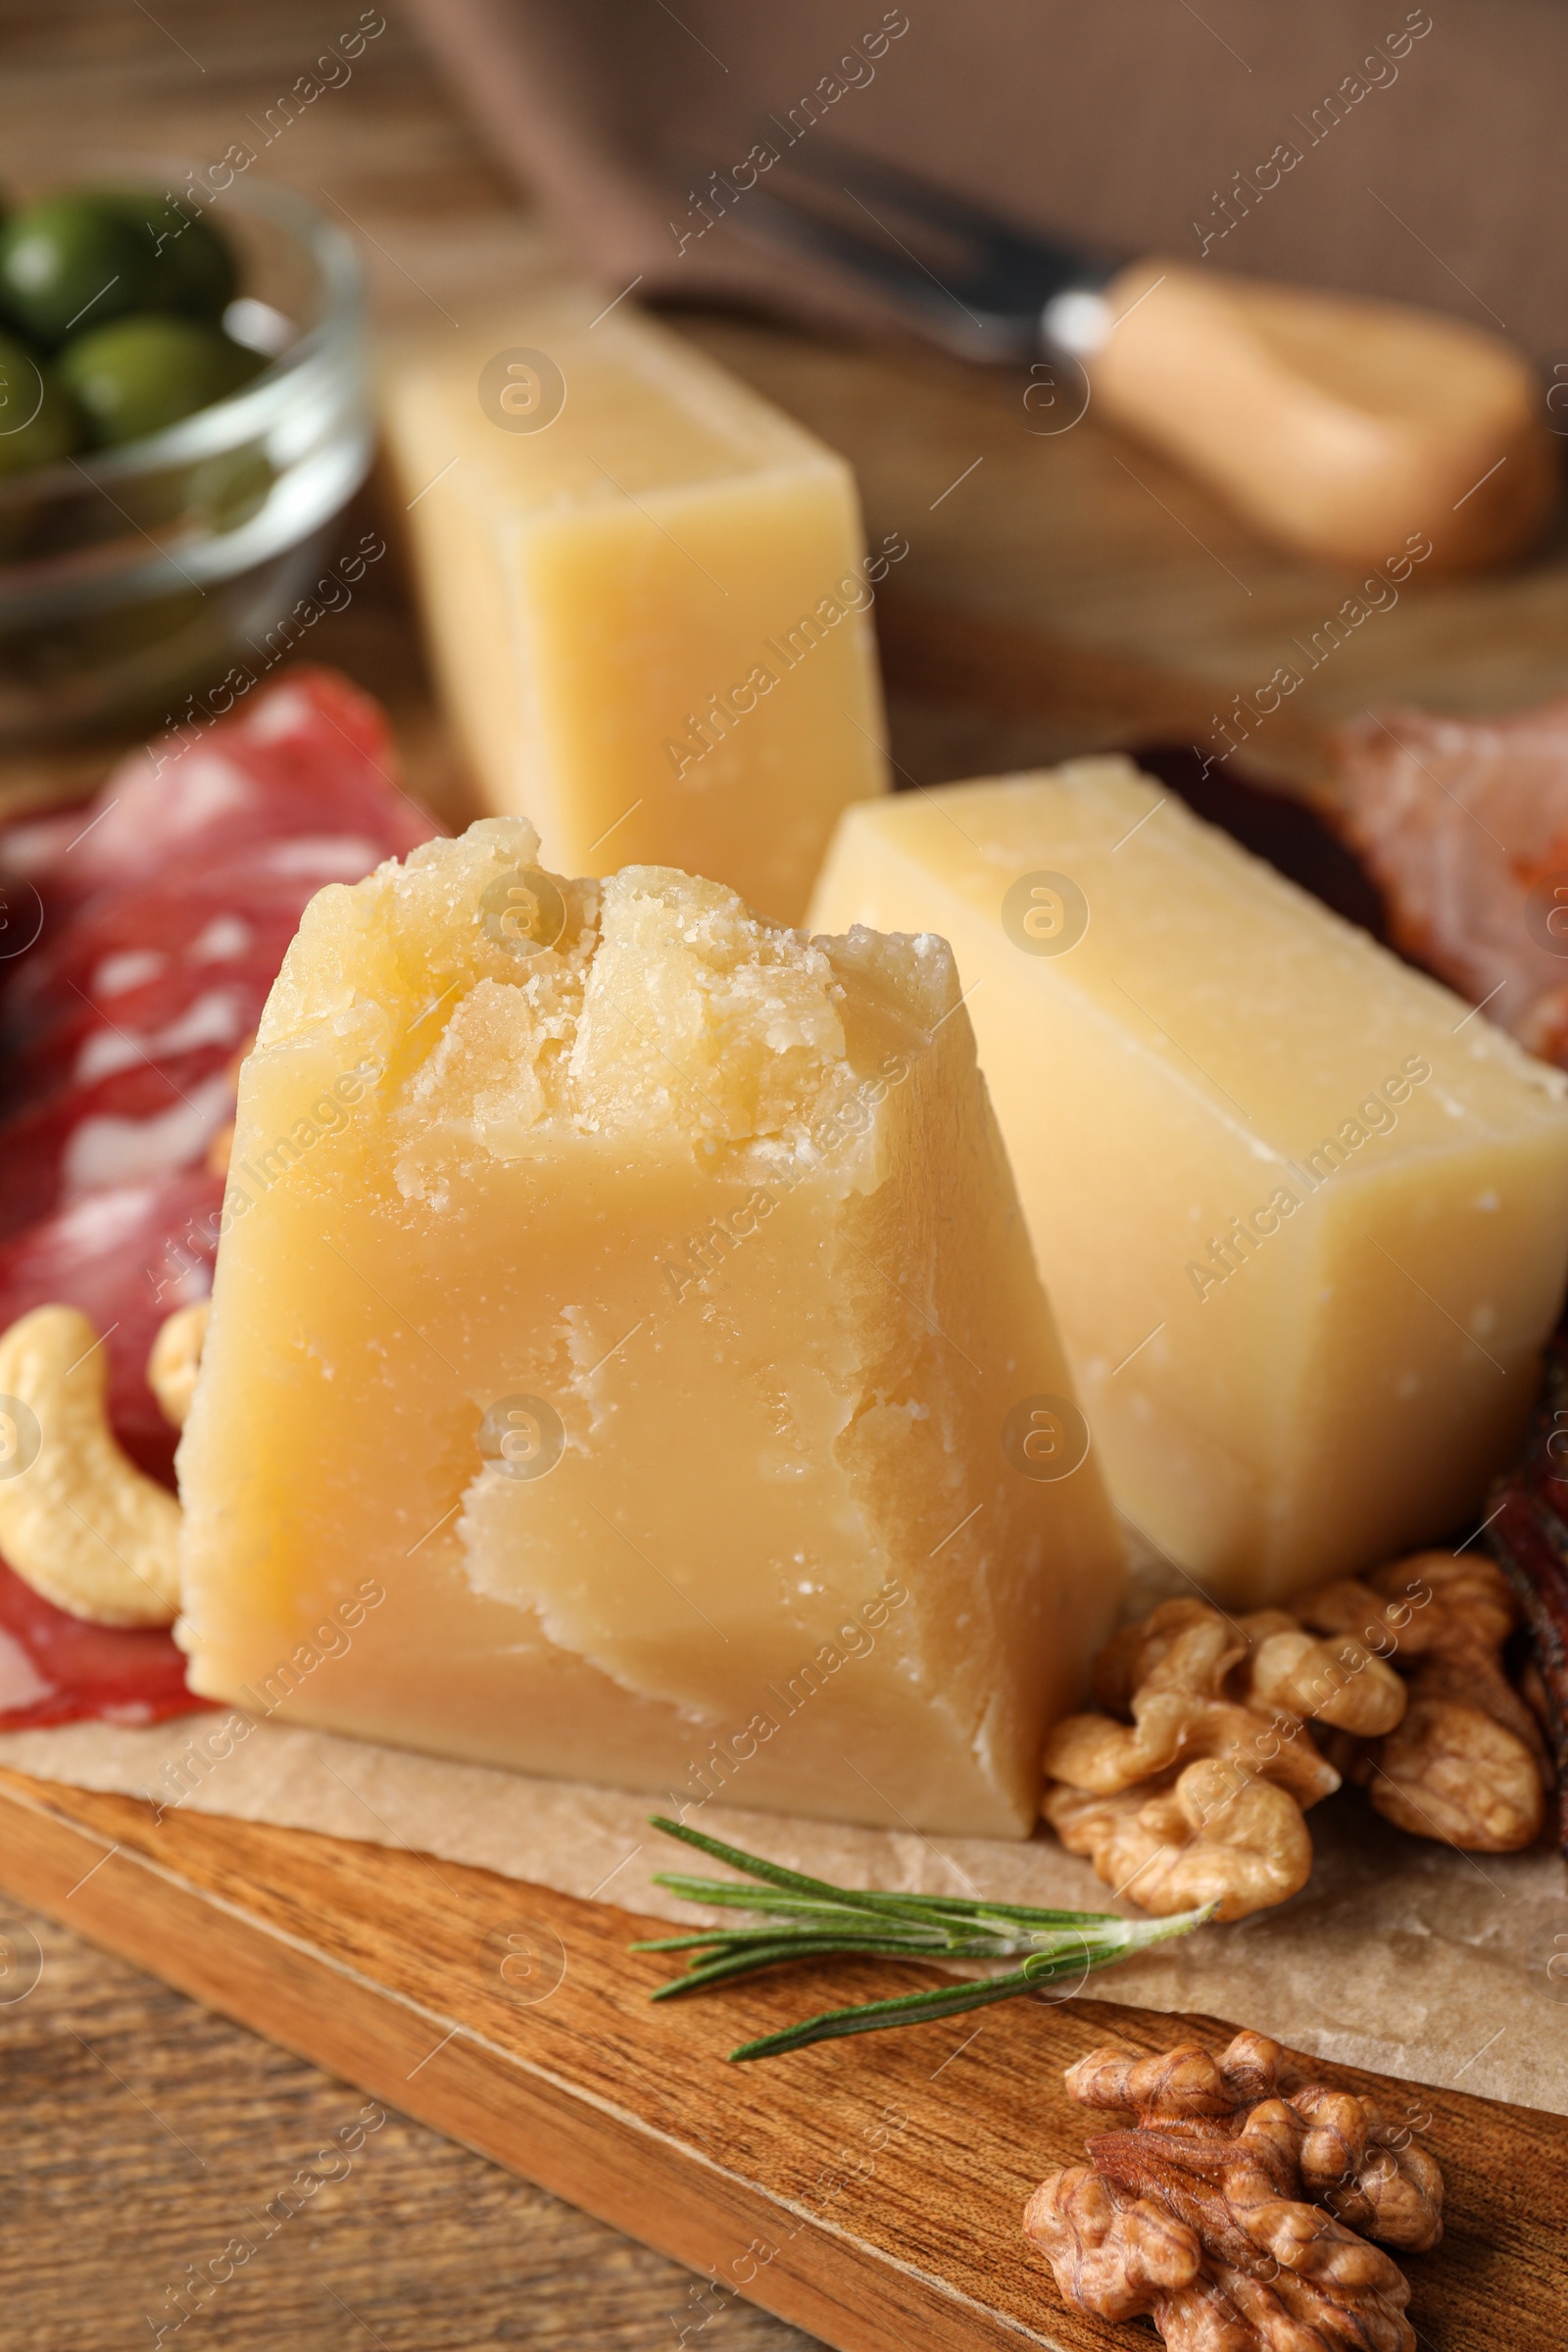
[633,1815,1215,2061]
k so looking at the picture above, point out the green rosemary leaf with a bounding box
[727,1966,1056,2060]
[649,1938,956,1999]
[903,1894,1135,1928]
[648,1817,982,1929]
[631,1926,951,1956]
[649,1877,896,1921]
[726,1931,1197,2060]
[650,1824,1143,1936]
[639,1816,1217,2058]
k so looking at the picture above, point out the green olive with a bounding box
[0,328,79,474]
[0,194,159,347]
[96,190,236,319]
[56,315,264,448]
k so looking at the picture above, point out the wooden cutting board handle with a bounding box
[1087,260,1559,573]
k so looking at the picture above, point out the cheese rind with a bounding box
[809,760,1568,1601]
[381,288,890,925]
[175,819,1123,1836]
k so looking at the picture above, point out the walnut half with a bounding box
[1042,1598,1387,1922]
[1298,1554,1549,1853]
[1045,1758,1314,1925]
[1024,2030,1442,2351]
[1044,1558,1552,1919]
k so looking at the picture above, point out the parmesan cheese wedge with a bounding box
[381,289,891,924]
[175,818,1122,1836]
[810,760,1568,1602]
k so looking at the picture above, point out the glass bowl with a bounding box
[0,166,370,742]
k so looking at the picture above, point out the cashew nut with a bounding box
[0,1305,180,1627]
[148,1298,210,1431]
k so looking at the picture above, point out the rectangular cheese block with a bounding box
[175,819,1123,1837]
[381,287,890,925]
[810,760,1568,1602]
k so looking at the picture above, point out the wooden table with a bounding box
[0,1877,816,2351]
[4,5,1568,2346]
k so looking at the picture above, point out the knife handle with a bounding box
[1084,260,1557,574]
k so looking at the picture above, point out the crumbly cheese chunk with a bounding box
[176,818,1122,1836]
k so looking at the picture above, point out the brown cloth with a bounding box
[404,0,1565,362]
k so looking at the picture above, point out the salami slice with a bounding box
[0,667,439,1726]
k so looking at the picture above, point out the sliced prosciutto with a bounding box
[0,666,441,1728]
[1328,701,1568,1066]
[1488,1333,1568,1854]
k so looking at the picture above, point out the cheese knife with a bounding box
[738,143,1555,574]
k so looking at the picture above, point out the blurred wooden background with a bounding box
[7,0,1568,834]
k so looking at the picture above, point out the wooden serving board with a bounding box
[0,1765,1558,2352]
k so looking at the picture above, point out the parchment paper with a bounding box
[2,1710,1563,2116]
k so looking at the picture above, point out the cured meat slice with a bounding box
[0,672,442,1233]
[0,1558,203,1729]
[1328,701,1568,1065]
[0,1054,236,1243]
[0,1167,223,1488]
[0,667,440,1727]
[1488,1333,1568,1854]
[0,861,350,1102]
[1,664,432,911]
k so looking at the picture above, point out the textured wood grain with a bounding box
[0,1877,816,2352]
[0,1766,1561,2352]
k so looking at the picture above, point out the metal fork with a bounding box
[734,142,1117,364]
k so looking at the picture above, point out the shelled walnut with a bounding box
[1298,1553,1549,1853]
[1489,1332,1568,1852]
[1042,1598,1405,1921]
[1024,2031,1443,2351]
[1043,1554,1552,1917]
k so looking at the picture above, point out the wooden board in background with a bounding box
[0,1765,1560,2352]
[12,291,1568,824]
[6,1,1568,827]
[678,311,1568,791]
